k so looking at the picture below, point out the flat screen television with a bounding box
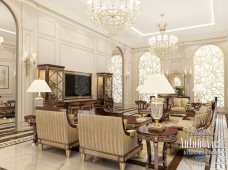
[64,71,92,99]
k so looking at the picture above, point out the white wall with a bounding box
[3,0,131,130]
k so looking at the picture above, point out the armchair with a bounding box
[36,107,79,157]
[78,111,143,170]
[135,100,149,116]
[170,97,190,113]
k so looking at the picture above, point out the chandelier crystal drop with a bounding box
[148,14,178,58]
[85,0,140,35]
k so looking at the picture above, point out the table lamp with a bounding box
[136,74,175,131]
[26,79,52,107]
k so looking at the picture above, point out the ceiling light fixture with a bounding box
[83,0,140,35]
[0,36,4,45]
[148,14,178,58]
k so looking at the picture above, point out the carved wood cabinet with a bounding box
[37,64,65,103]
[97,73,113,104]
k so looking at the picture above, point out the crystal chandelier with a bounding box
[148,14,178,58]
[85,0,140,35]
[0,36,4,45]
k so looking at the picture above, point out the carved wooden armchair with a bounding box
[135,100,148,116]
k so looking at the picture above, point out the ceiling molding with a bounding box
[22,0,132,49]
[132,36,228,52]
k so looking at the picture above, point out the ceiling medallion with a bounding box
[84,0,140,35]
[148,14,178,58]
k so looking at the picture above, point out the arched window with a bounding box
[111,55,122,103]
[139,52,160,101]
[194,45,224,106]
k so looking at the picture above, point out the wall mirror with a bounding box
[0,1,17,129]
[167,72,185,95]
[167,72,185,87]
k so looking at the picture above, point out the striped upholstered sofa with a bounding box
[36,107,79,157]
[78,110,143,170]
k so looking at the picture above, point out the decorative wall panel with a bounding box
[38,37,56,64]
[111,55,122,103]
[139,52,160,101]
[194,45,224,106]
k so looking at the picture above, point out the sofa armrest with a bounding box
[126,130,136,137]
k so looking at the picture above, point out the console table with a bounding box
[137,126,178,169]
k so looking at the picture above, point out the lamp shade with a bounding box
[137,74,175,94]
[27,80,52,93]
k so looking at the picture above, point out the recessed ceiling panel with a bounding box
[133,0,213,35]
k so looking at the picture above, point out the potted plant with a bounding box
[175,87,184,96]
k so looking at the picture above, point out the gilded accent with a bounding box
[65,149,71,158]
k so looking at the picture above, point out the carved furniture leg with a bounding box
[65,149,71,158]
[119,162,125,170]
[33,124,37,144]
[162,142,168,168]
[146,140,151,168]
[38,143,43,151]
[81,153,86,162]
[154,142,159,170]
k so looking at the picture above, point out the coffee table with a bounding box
[137,126,178,170]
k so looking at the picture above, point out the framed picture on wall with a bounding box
[0,65,9,89]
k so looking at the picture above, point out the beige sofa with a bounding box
[36,108,79,157]
[78,112,143,170]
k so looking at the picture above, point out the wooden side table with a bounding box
[24,115,37,144]
[137,126,178,170]
[124,116,151,129]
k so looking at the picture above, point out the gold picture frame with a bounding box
[167,72,185,88]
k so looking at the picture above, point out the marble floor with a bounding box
[0,141,143,170]
[0,140,211,170]
[0,115,227,170]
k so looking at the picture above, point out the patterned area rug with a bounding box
[0,135,33,149]
[210,114,227,169]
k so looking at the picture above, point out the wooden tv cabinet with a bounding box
[55,99,98,112]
